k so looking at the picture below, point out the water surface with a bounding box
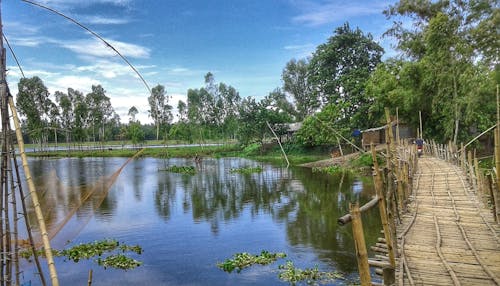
[21,157,381,285]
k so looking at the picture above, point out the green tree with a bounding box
[148,84,173,140]
[72,89,89,143]
[237,91,291,145]
[382,0,497,142]
[16,76,53,146]
[86,85,116,142]
[309,23,383,129]
[128,106,139,123]
[295,104,346,147]
[282,58,315,121]
[127,121,144,146]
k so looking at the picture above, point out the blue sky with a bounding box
[4,0,396,123]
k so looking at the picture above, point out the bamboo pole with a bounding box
[8,97,59,286]
[337,196,379,225]
[265,121,289,168]
[496,127,500,222]
[371,145,395,268]
[468,150,477,192]
[350,202,371,286]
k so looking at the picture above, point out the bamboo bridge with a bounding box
[338,110,500,286]
[397,155,499,285]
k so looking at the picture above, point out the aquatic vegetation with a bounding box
[217,250,286,273]
[160,165,196,174]
[312,165,352,175]
[278,261,345,285]
[97,254,142,270]
[20,239,143,270]
[229,166,263,174]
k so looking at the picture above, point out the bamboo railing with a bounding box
[338,108,500,286]
[338,108,418,286]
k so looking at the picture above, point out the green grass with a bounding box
[26,144,243,159]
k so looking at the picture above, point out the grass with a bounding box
[26,144,243,159]
[24,141,340,168]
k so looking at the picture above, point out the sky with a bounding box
[3,0,398,124]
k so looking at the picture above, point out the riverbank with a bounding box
[23,142,331,166]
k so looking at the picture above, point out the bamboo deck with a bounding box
[397,156,500,286]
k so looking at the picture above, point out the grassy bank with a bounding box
[24,141,330,166]
[27,144,243,159]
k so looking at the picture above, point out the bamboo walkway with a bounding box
[397,156,500,286]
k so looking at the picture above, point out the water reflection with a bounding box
[24,157,381,285]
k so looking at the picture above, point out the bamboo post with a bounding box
[468,150,477,192]
[350,202,371,286]
[8,97,60,286]
[495,127,500,222]
[371,145,395,268]
[487,173,499,223]
[461,143,465,172]
[88,269,93,286]
[474,155,481,195]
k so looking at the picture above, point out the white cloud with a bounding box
[81,15,130,25]
[61,38,150,59]
[38,0,132,8]
[4,21,40,35]
[292,1,388,26]
[50,75,100,94]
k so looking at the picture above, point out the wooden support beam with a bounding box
[350,202,372,286]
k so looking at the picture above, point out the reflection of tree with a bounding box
[24,158,121,244]
[285,168,381,273]
[154,172,176,220]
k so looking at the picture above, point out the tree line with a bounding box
[14,0,498,148]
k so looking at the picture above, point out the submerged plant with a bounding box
[20,239,143,270]
[217,250,286,273]
[229,166,263,174]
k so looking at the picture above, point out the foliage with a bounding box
[278,261,345,285]
[20,239,143,270]
[148,84,173,141]
[229,166,263,174]
[217,250,286,273]
[295,104,348,147]
[282,58,315,121]
[380,0,498,143]
[242,143,262,156]
[97,254,142,270]
[127,121,145,145]
[351,152,382,168]
[237,92,292,145]
[312,165,352,175]
[160,165,196,174]
[308,22,383,129]
[16,76,53,146]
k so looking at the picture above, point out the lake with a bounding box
[20,157,381,285]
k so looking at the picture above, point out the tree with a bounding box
[177,100,187,122]
[308,22,383,129]
[148,84,173,140]
[86,85,116,142]
[128,106,139,123]
[127,121,144,146]
[282,58,315,121]
[295,104,346,147]
[382,0,497,142]
[16,76,53,146]
[237,91,292,145]
[71,88,88,143]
